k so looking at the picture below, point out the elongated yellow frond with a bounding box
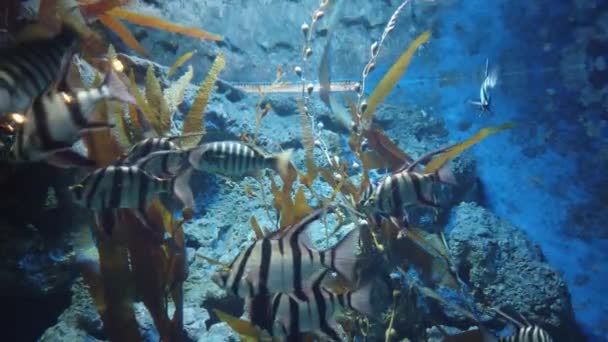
[293,186,313,222]
[98,13,149,56]
[181,53,225,148]
[250,216,264,239]
[167,50,196,78]
[424,123,514,173]
[145,65,171,134]
[363,30,431,121]
[79,0,128,17]
[164,65,194,113]
[213,309,260,342]
[108,8,223,41]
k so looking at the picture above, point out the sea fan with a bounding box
[145,65,171,134]
[164,65,194,113]
[180,53,225,148]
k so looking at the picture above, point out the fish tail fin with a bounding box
[271,148,294,178]
[324,227,360,285]
[171,167,194,211]
[435,162,457,186]
[187,146,204,171]
[486,67,499,88]
[103,69,136,105]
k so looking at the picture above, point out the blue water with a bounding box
[368,0,607,339]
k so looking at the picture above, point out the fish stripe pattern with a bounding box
[231,241,258,297]
[259,238,272,295]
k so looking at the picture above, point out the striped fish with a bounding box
[445,325,553,342]
[189,141,293,179]
[69,151,191,211]
[70,165,173,211]
[499,326,553,342]
[359,164,455,226]
[212,208,360,300]
[121,137,187,176]
[0,25,79,113]
[260,269,372,341]
[469,59,498,113]
[9,69,135,167]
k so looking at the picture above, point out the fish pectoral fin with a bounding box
[47,150,96,169]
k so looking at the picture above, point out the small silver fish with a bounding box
[9,69,135,168]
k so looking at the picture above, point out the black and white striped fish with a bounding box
[119,134,204,177]
[445,324,553,342]
[0,25,79,113]
[469,58,498,113]
[256,269,372,341]
[212,208,360,300]
[189,141,293,179]
[358,163,456,227]
[69,151,191,211]
[9,69,135,168]
[498,326,553,342]
[120,137,186,179]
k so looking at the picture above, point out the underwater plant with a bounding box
[199,0,519,341]
[2,0,576,341]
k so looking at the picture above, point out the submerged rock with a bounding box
[39,280,104,342]
[445,202,583,340]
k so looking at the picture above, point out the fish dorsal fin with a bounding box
[241,141,268,156]
[401,142,459,173]
[281,206,333,244]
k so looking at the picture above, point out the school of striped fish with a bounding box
[0,11,556,342]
